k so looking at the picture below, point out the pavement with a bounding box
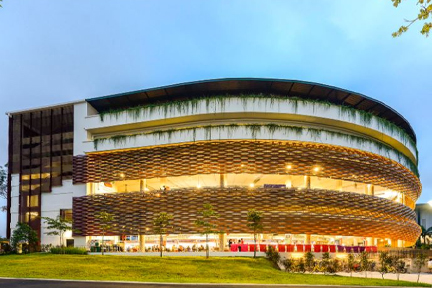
[0,279,428,288]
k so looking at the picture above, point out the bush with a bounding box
[50,247,88,255]
[281,258,295,272]
[295,258,306,273]
[265,246,280,265]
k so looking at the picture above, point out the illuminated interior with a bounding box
[88,173,407,205]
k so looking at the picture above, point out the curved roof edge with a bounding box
[86,78,417,142]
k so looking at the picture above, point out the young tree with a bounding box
[359,251,372,278]
[392,256,407,281]
[304,251,315,273]
[321,252,331,275]
[414,251,427,283]
[246,209,263,258]
[378,251,393,279]
[153,212,173,257]
[195,203,220,259]
[10,222,38,253]
[0,165,7,212]
[347,252,356,277]
[391,0,432,37]
[41,216,74,249]
[95,211,114,256]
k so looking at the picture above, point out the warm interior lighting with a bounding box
[286,165,292,169]
[240,164,245,167]
[120,173,125,178]
[249,183,255,188]
[197,183,202,189]
[313,167,320,172]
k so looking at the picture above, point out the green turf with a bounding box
[0,254,428,286]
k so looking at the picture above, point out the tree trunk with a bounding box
[102,231,105,256]
[253,231,257,258]
[417,272,420,283]
[206,234,209,259]
[160,234,163,257]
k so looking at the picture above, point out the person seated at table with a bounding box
[228,239,232,248]
[238,240,242,252]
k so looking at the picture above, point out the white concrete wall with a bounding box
[9,174,20,237]
[40,180,86,246]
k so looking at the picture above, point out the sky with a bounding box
[0,0,431,237]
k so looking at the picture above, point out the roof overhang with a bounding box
[86,78,417,142]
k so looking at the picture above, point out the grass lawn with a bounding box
[0,254,428,286]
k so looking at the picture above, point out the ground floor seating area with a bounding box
[230,244,378,253]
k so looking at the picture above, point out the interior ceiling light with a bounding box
[286,165,292,169]
[249,183,255,188]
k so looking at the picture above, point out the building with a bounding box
[416,203,432,230]
[6,78,421,251]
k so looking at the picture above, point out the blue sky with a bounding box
[0,0,431,237]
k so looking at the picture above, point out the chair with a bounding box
[352,246,359,253]
[304,244,312,252]
[241,244,248,252]
[278,244,286,252]
[286,244,294,252]
[230,244,237,252]
[329,245,336,253]
[249,244,257,252]
[345,246,353,253]
[365,246,371,252]
[371,246,378,253]
[260,244,267,252]
[359,246,366,253]
[296,245,304,252]
[321,245,328,252]
[337,245,345,252]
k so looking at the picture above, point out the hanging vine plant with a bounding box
[92,123,418,176]
[97,94,417,158]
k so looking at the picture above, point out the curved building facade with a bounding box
[6,78,421,250]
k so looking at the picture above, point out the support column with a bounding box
[304,176,311,189]
[353,237,358,246]
[305,234,311,244]
[366,237,373,246]
[220,174,226,188]
[366,184,374,196]
[219,233,227,251]
[391,239,398,248]
[337,180,343,192]
[139,235,146,252]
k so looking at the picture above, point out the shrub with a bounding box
[50,247,88,255]
[304,251,316,272]
[281,258,295,272]
[295,258,306,273]
[265,246,280,265]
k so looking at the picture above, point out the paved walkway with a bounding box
[335,271,432,284]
